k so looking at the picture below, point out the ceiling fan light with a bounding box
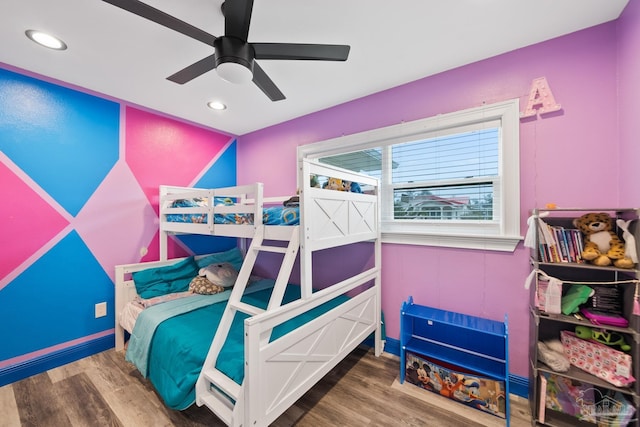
[25,30,67,50]
[207,101,227,110]
[216,61,253,84]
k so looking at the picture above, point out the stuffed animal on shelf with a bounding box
[573,212,634,268]
[575,325,631,352]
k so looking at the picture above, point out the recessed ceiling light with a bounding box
[207,101,227,111]
[25,30,67,50]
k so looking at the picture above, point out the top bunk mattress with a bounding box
[165,198,300,226]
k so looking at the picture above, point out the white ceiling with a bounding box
[1,0,629,135]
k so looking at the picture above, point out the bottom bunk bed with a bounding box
[115,248,382,426]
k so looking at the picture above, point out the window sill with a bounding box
[381,231,522,252]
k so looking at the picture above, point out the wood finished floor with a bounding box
[0,347,532,426]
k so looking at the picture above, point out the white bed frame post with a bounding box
[159,185,169,260]
[299,159,313,299]
[374,189,383,357]
[114,265,127,351]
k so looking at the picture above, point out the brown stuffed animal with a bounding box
[573,212,634,268]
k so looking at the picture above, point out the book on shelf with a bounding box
[552,226,569,262]
[536,219,559,262]
[538,374,547,423]
[564,228,578,263]
[537,220,584,264]
[571,229,584,263]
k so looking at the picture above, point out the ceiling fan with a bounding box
[102,0,351,101]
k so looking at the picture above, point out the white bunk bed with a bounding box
[114,158,382,427]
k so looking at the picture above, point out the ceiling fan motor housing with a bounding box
[214,36,255,73]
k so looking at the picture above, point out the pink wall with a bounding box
[237,22,623,376]
[618,0,640,204]
[0,63,237,374]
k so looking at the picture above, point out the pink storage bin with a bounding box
[560,331,635,388]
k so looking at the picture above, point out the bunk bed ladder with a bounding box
[195,225,300,425]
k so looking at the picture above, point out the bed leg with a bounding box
[115,325,125,352]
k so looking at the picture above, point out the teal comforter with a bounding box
[131,280,347,410]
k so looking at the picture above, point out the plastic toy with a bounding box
[325,177,345,191]
[574,325,631,352]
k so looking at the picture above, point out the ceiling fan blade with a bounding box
[253,43,350,61]
[224,0,253,41]
[102,0,217,46]
[252,62,285,101]
[167,54,217,84]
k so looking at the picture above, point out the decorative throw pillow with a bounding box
[132,256,199,299]
[195,247,244,271]
[189,276,224,295]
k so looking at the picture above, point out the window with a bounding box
[298,99,521,251]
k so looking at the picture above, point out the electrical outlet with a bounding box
[95,302,107,318]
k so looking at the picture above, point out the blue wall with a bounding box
[0,68,235,385]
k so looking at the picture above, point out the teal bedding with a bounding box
[126,279,275,376]
[137,280,348,410]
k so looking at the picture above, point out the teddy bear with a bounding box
[573,212,634,268]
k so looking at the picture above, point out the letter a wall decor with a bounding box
[521,77,562,119]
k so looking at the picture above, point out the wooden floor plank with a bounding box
[4,346,531,426]
[0,384,21,427]
[12,372,72,427]
[54,372,123,427]
[100,381,176,427]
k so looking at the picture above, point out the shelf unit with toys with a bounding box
[528,208,640,427]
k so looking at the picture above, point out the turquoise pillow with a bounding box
[133,256,199,298]
[195,247,244,271]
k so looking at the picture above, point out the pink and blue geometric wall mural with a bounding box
[0,67,236,385]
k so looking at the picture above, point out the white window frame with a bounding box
[297,99,522,252]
